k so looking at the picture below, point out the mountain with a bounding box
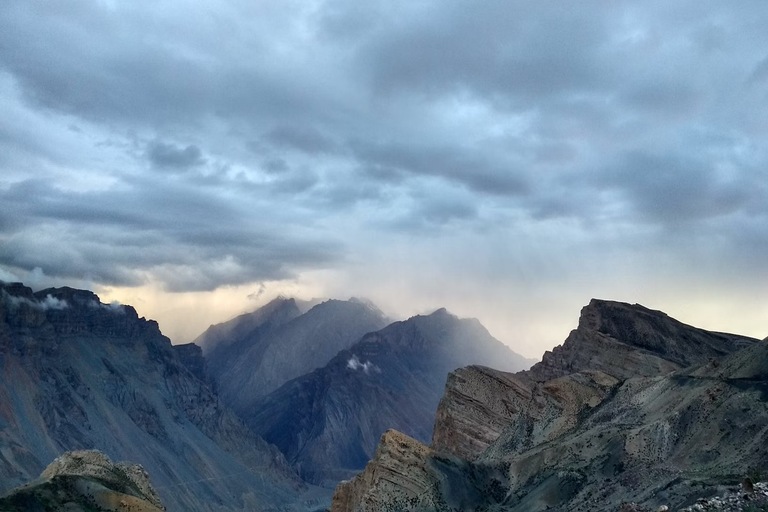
[0,450,165,512]
[195,297,390,413]
[332,299,764,511]
[0,282,319,512]
[249,308,535,486]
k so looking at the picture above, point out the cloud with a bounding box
[2,291,69,311]
[39,294,69,310]
[597,150,758,226]
[248,283,267,301]
[0,266,19,283]
[346,355,378,374]
[1,1,768,352]
[263,126,338,155]
[0,177,340,291]
[147,141,205,170]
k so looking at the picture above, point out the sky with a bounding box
[1,1,767,358]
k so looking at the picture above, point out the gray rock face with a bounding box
[0,450,165,512]
[332,299,765,512]
[172,342,211,387]
[530,299,753,382]
[250,308,534,486]
[432,299,753,463]
[432,366,619,461]
[0,282,313,512]
[196,297,390,414]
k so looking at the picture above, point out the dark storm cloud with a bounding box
[748,55,768,84]
[147,141,205,170]
[264,126,339,155]
[350,140,528,196]
[0,176,339,291]
[334,0,606,101]
[600,151,757,225]
[1,0,768,297]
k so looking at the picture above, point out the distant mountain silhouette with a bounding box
[195,297,390,414]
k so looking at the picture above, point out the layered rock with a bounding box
[0,282,313,512]
[530,299,751,382]
[0,450,165,512]
[250,308,534,486]
[333,299,764,512]
[432,299,753,461]
[432,366,619,461]
[331,430,437,512]
[489,342,768,511]
[332,430,507,512]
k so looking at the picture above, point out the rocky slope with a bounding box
[195,297,389,413]
[0,282,318,512]
[332,299,764,511]
[432,299,754,462]
[0,450,165,511]
[249,308,534,486]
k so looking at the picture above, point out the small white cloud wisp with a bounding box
[346,355,378,374]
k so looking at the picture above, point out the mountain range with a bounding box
[195,297,390,413]
[0,282,319,511]
[2,280,766,511]
[332,299,766,511]
[247,307,534,485]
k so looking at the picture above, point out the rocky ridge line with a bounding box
[332,299,764,512]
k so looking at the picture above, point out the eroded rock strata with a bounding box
[333,299,765,512]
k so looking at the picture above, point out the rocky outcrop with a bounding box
[332,430,511,512]
[333,299,764,512]
[332,430,437,512]
[250,308,534,486]
[431,299,753,461]
[432,366,619,461]
[197,297,390,413]
[172,342,212,387]
[0,450,165,511]
[0,282,313,512]
[530,299,752,382]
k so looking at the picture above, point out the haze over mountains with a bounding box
[248,307,533,485]
[194,296,533,486]
[2,279,766,511]
[0,281,533,509]
[196,297,390,410]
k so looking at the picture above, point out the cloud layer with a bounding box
[1,1,767,352]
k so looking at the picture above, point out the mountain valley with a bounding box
[1,281,766,512]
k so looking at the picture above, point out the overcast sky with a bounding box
[2,1,767,357]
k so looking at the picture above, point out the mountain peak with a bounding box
[530,299,756,382]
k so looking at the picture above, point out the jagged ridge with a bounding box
[332,299,764,512]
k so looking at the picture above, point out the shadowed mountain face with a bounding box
[248,308,535,486]
[195,297,390,414]
[332,300,764,512]
[0,282,314,512]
